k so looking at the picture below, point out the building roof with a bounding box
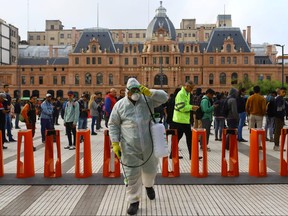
[19,45,72,58]
[145,1,176,41]
[255,56,272,64]
[18,57,69,65]
[206,27,251,53]
[73,28,116,53]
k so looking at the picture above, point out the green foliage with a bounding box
[235,79,288,95]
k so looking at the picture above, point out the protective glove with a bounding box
[139,85,152,96]
[112,142,121,159]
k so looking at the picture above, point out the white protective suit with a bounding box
[108,78,168,203]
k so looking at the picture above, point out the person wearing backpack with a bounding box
[21,95,38,151]
[237,88,248,142]
[63,91,80,150]
[265,91,276,142]
[213,93,225,141]
[200,88,217,152]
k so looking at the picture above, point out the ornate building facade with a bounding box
[0,2,285,99]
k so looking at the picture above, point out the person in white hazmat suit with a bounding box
[108,78,168,215]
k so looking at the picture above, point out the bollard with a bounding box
[103,130,120,177]
[162,129,180,177]
[221,129,239,177]
[75,129,92,178]
[191,128,208,177]
[44,130,62,178]
[280,128,288,176]
[0,131,3,177]
[249,128,267,177]
[16,129,35,178]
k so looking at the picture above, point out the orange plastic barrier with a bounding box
[249,128,267,177]
[0,131,3,177]
[221,129,239,177]
[103,130,120,177]
[280,128,288,176]
[75,129,92,178]
[44,130,62,178]
[162,129,180,177]
[191,128,208,177]
[16,129,35,178]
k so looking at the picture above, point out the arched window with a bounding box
[226,44,231,52]
[56,90,63,98]
[109,74,113,85]
[32,90,40,98]
[244,73,249,81]
[154,73,168,85]
[231,73,238,84]
[220,73,226,85]
[96,73,103,85]
[85,73,92,85]
[47,90,54,98]
[209,73,214,85]
[75,74,80,85]
[14,90,20,98]
[23,90,30,97]
[92,45,96,53]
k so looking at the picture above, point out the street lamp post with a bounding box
[275,44,285,87]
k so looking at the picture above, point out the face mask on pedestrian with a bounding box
[131,93,141,101]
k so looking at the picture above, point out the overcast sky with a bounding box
[1,0,287,54]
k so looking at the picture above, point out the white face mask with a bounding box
[131,93,141,101]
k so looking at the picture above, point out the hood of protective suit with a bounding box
[126,78,140,90]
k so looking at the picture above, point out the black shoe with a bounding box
[15,127,21,129]
[33,146,36,151]
[199,156,203,160]
[2,145,7,149]
[146,187,155,200]
[127,202,139,215]
[3,139,9,143]
[239,139,248,142]
[91,132,97,135]
[9,138,16,142]
[169,155,183,159]
[55,123,60,125]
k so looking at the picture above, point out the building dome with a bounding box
[146,1,176,41]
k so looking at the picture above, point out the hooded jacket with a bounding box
[227,88,239,120]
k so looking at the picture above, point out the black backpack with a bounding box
[222,98,230,118]
[195,98,208,120]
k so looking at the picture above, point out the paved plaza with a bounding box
[1,118,288,215]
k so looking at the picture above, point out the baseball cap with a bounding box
[0,93,7,101]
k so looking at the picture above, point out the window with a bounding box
[194,57,198,65]
[61,76,66,85]
[226,44,231,52]
[133,58,137,65]
[54,67,57,71]
[75,74,80,85]
[154,74,168,85]
[92,57,96,64]
[185,57,190,65]
[209,74,214,85]
[96,73,103,85]
[227,57,231,64]
[220,73,226,85]
[30,68,33,72]
[98,57,102,64]
[136,33,140,38]
[92,45,96,53]
[30,76,34,85]
[153,57,157,64]
[244,56,248,64]
[60,34,64,39]
[231,73,238,84]
[193,76,199,85]
[185,76,190,82]
[129,33,133,38]
[29,35,34,40]
[267,76,271,81]
[50,37,55,41]
[244,73,249,81]
[165,57,169,64]
[186,47,190,53]
[39,76,43,85]
[53,76,57,85]
[209,57,214,64]
[233,57,237,64]
[109,74,113,85]
[159,56,163,65]
[75,57,79,64]
[86,57,90,64]
[21,76,26,84]
[50,25,54,30]
[85,73,92,85]
[133,47,137,53]
[221,57,225,64]
[124,58,129,65]
[109,57,113,64]
[36,35,41,40]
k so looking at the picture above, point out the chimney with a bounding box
[247,26,251,47]
[242,29,246,41]
[49,45,53,58]
[54,48,58,57]
[198,26,205,42]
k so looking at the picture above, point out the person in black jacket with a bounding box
[14,97,21,129]
[265,91,276,142]
[237,88,248,142]
[273,87,286,151]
